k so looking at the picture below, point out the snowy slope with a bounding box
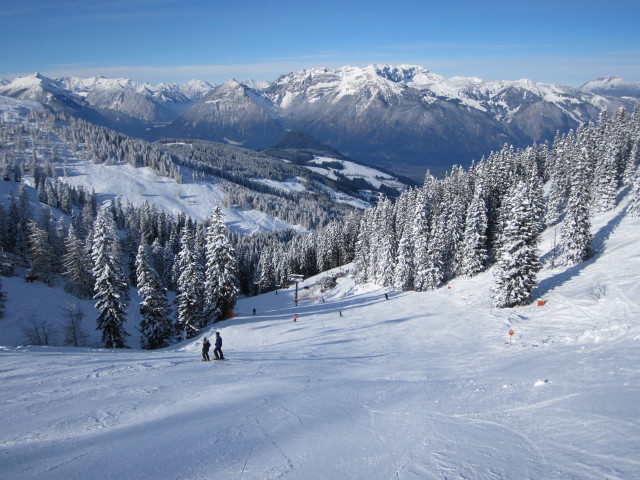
[581,76,640,99]
[57,158,299,233]
[0,73,82,103]
[1,194,639,478]
[0,95,43,122]
[308,155,406,191]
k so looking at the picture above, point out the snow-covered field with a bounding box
[308,155,405,191]
[58,157,299,234]
[1,199,639,479]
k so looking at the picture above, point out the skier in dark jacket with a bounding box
[214,332,224,360]
[202,337,211,361]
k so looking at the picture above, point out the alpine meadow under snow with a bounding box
[1,72,640,479]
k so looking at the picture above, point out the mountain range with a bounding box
[2,66,639,179]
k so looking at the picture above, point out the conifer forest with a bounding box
[1,105,639,348]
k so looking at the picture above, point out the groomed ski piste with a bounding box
[1,198,640,479]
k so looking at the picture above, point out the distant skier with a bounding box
[213,332,224,360]
[384,293,389,300]
[293,314,298,322]
[252,308,256,316]
[202,337,211,362]
[339,310,343,318]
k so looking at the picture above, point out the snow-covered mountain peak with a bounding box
[179,79,215,99]
[0,73,80,102]
[581,76,625,90]
[205,79,252,100]
[373,64,432,83]
[273,65,409,103]
[60,75,141,93]
[580,76,640,99]
[10,72,54,88]
[242,78,270,91]
[334,65,392,91]
[55,76,213,103]
[220,78,243,89]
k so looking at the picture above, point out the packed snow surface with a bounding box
[1,200,640,479]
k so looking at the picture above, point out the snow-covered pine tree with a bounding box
[592,141,620,212]
[422,209,448,290]
[76,203,94,240]
[341,210,362,266]
[621,105,640,185]
[544,132,570,227]
[0,203,6,253]
[481,149,515,263]
[622,136,640,187]
[416,175,449,290]
[257,248,277,293]
[392,188,417,291]
[491,180,542,308]
[521,146,547,236]
[175,229,204,339]
[411,185,432,291]
[274,244,291,292]
[326,220,346,271]
[92,206,129,348]
[610,107,634,179]
[5,192,19,254]
[0,276,5,318]
[442,176,469,280]
[54,216,67,266]
[458,181,488,277]
[628,169,640,217]
[11,188,29,261]
[122,224,141,287]
[393,226,415,291]
[38,208,63,275]
[372,197,396,287]
[27,220,56,286]
[203,205,238,322]
[62,223,95,298]
[18,184,32,227]
[352,209,374,284]
[139,200,156,245]
[136,243,173,349]
[559,146,593,265]
[315,223,333,274]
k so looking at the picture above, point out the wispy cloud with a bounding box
[0,0,193,20]
[0,0,86,16]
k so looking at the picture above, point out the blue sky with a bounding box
[1,0,639,86]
